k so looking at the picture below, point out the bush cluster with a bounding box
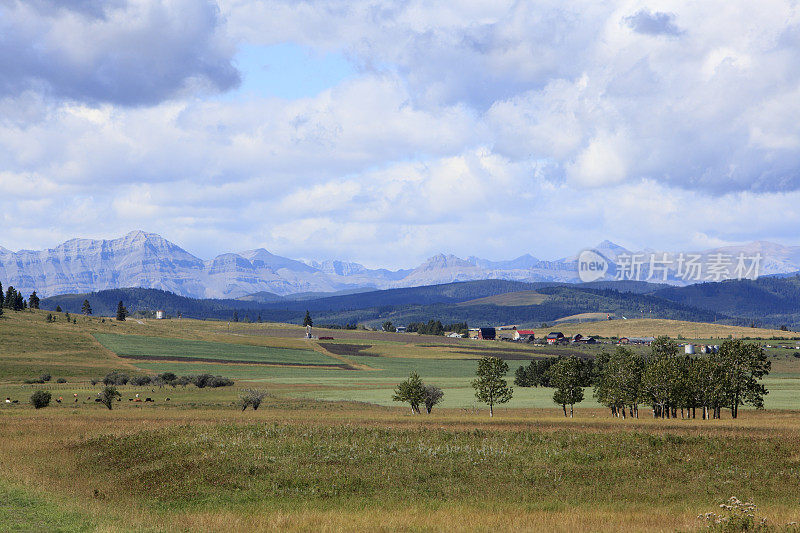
[95,371,234,388]
[24,373,52,384]
[30,390,51,409]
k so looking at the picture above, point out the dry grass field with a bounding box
[530,318,800,340]
[2,309,800,531]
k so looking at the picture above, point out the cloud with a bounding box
[624,10,683,36]
[0,0,239,106]
[5,1,800,266]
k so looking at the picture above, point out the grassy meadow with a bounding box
[2,309,800,531]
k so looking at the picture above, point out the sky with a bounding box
[2,0,800,268]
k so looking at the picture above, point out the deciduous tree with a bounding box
[393,371,426,414]
[472,356,513,417]
[548,356,585,417]
[99,386,121,410]
[423,385,444,414]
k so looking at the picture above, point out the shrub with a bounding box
[239,389,271,411]
[190,374,234,388]
[130,376,151,386]
[56,378,67,383]
[30,390,51,409]
[102,371,129,386]
[40,373,51,382]
[158,372,177,384]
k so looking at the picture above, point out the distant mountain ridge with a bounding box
[4,230,800,298]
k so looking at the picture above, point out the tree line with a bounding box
[0,282,40,314]
[394,337,769,420]
[401,320,468,336]
[522,336,770,419]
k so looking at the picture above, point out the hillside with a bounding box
[40,280,720,328]
[525,318,800,340]
[655,275,800,327]
[39,275,800,330]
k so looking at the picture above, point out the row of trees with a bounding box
[394,337,769,419]
[0,281,98,318]
[0,283,35,312]
[402,320,469,336]
[543,337,770,419]
[95,371,234,388]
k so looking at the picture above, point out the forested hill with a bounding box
[654,275,800,327]
[38,276,800,329]
[38,279,729,327]
[39,281,540,319]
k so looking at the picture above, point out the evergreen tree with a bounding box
[81,299,92,316]
[4,286,16,309]
[472,356,513,417]
[55,305,62,313]
[116,301,128,321]
[12,291,24,311]
[303,310,313,327]
[28,291,40,310]
[0,281,3,308]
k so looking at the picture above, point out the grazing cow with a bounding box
[145,398,153,402]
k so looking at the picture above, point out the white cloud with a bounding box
[2,1,800,267]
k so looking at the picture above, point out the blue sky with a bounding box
[2,1,800,268]
[228,43,355,100]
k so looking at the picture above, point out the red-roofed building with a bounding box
[514,330,535,341]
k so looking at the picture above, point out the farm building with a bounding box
[571,334,596,344]
[478,327,497,340]
[546,332,565,345]
[155,310,165,320]
[395,326,406,333]
[619,336,655,345]
[515,329,536,342]
[496,330,518,341]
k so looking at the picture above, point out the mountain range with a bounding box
[3,231,800,299]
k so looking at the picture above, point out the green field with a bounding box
[93,333,338,366]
